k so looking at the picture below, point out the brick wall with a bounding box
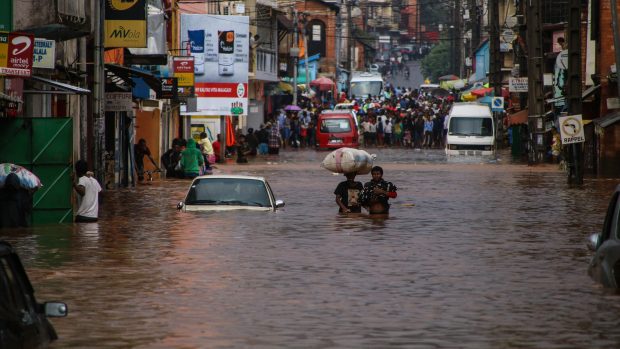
[296,0,338,77]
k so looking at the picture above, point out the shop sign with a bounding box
[173,56,195,87]
[509,77,528,93]
[159,77,178,100]
[105,92,133,112]
[33,39,55,69]
[0,32,35,77]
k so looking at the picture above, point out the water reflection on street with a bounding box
[3,148,620,348]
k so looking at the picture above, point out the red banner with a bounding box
[194,82,248,98]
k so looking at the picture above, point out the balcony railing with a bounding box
[252,48,278,82]
[15,0,89,40]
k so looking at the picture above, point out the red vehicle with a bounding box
[316,110,359,149]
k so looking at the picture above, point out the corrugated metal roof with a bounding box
[593,110,620,128]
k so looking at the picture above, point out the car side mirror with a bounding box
[45,302,68,317]
[275,199,285,208]
[177,202,184,211]
[587,233,601,251]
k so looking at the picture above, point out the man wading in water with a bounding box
[334,172,364,213]
[360,166,397,215]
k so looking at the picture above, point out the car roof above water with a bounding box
[449,103,492,117]
[193,175,266,182]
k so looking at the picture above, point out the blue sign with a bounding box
[491,97,504,112]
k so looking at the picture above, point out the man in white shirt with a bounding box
[73,160,102,223]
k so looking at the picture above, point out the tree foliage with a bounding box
[420,41,451,82]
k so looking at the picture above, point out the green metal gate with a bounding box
[0,118,73,225]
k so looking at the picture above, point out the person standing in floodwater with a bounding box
[73,160,102,223]
[360,166,397,215]
[334,172,364,213]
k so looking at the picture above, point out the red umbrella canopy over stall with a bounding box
[310,76,336,91]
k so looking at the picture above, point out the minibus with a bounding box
[316,111,359,149]
[445,103,495,156]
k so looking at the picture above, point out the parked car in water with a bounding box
[588,184,620,288]
[0,241,68,348]
[177,175,284,212]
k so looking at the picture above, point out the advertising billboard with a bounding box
[105,0,147,48]
[180,14,249,116]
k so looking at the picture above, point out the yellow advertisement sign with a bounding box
[0,32,8,67]
[105,20,146,48]
[175,72,194,87]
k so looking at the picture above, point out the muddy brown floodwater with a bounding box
[2,148,620,348]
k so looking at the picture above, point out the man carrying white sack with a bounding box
[334,172,364,214]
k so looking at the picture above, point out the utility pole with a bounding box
[292,8,299,106]
[517,0,527,110]
[450,5,455,75]
[612,0,620,93]
[526,0,545,163]
[566,0,583,184]
[94,0,105,183]
[489,0,501,97]
[454,0,462,77]
[347,0,353,89]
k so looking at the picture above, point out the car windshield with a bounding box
[350,81,383,98]
[185,178,271,207]
[449,117,493,136]
[320,118,351,133]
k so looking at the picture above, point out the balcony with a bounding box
[14,0,90,41]
[251,48,278,82]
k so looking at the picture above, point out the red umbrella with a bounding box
[310,76,335,91]
[471,87,494,97]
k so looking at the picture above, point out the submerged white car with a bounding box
[177,175,285,212]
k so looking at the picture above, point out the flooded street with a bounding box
[3,148,620,348]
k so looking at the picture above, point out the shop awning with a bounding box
[593,110,620,128]
[506,108,528,126]
[277,14,293,31]
[24,76,90,95]
[0,92,23,103]
[582,84,600,99]
[104,64,161,92]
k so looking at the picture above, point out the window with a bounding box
[602,193,620,241]
[449,117,493,137]
[312,25,321,41]
[321,119,351,133]
[186,178,270,207]
[0,258,27,315]
[350,81,383,98]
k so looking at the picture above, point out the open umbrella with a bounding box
[284,104,301,112]
[310,76,335,91]
[438,74,460,81]
[471,87,494,97]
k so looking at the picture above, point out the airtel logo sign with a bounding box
[11,36,32,56]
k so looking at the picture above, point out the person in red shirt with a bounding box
[212,134,221,163]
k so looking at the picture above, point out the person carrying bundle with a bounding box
[334,172,364,214]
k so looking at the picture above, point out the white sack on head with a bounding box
[321,148,376,175]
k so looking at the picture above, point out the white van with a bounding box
[445,103,495,156]
[350,71,384,99]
